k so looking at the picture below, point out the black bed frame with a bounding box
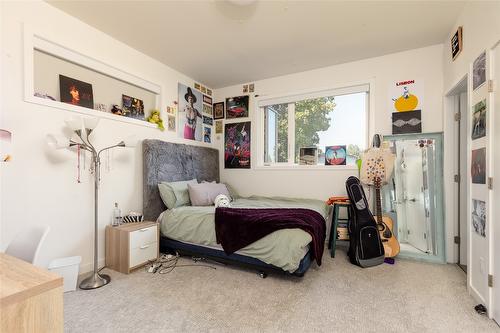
[142,139,312,278]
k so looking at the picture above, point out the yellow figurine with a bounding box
[147,109,165,131]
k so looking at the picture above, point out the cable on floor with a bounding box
[145,252,217,274]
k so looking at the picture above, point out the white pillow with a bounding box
[188,183,231,206]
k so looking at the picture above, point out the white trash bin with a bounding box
[48,256,82,292]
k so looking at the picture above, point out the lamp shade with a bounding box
[65,118,82,131]
[46,134,70,149]
[83,117,100,130]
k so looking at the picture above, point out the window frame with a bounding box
[255,81,373,170]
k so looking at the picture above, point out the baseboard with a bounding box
[469,284,486,305]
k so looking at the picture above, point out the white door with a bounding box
[491,42,500,325]
[403,142,428,252]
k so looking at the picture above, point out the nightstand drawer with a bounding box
[129,242,157,268]
[129,225,157,249]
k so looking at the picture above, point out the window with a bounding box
[261,85,368,166]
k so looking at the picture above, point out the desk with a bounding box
[0,253,63,332]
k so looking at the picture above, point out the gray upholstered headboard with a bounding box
[142,139,220,220]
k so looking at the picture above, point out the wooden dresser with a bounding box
[105,221,159,274]
[0,253,63,332]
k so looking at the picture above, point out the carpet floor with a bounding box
[65,251,498,332]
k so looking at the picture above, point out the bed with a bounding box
[143,139,328,277]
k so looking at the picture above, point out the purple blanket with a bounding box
[214,207,326,266]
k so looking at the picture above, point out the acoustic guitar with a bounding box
[373,177,400,258]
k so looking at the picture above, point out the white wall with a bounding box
[214,45,444,218]
[0,1,215,273]
[442,1,500,313]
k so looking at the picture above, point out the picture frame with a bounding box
[226,95,249,119]
[224,121,251,168]
[325,146,347,166]
[203,95,212,105]
[451,26,463,61]
[215,120,223,134]
[213,102,225,120]
[471,99,486,140]
[299,147,318,165]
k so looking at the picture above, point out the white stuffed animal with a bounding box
[214,194,231,208]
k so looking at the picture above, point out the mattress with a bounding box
[159,196,328,273]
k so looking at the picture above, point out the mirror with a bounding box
[382,133,445,263]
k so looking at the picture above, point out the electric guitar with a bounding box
[373,177,400,258]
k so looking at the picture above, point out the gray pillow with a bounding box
[188,183,231,206]
[224,183,240,199]
[158,179,197,209]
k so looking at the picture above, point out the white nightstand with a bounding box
[105,222,159,274]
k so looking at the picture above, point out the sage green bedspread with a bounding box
[160,196,329,273]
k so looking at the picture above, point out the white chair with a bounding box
[5,226,50,267]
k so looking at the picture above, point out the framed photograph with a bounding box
[203,115,213,126]
[59,75,94,109]
[167,115,176,132]
[471,147,486,184]
[122,94,145,120]
[451,26,463,61]
[204,127,211,143]
[203,95,212,105]
[299,147,318,165]
[215,120,223,134]
[473,51,486,90]
[178,83,203,141]
[224,121,251,168]
[472,199,486,237]
[226,95,249,119]
[392,110,422,134]
[471,99,486,140]
[243,85,248,93]
[249,83,255,93]
[325,146,347,165]
[206,88,212,96]
[194,82,201,90]
[203,104,213,116]
[213,102,225,119]
[200,85,207,94]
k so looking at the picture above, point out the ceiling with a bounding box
[47,1,465,89]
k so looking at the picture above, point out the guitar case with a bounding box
[345,176,385,268]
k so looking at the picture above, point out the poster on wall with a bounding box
[325,146,347,166]
[215,120,223,134]
[473,51,486,91]
[204,127,211,143]
[471,99,486,140]
[392,110,422,134]
[122,95,145,120]
[226,95,249,118]
[224,121,251,169]
[203,116,213,126]
[178,83,202,141]
[472,199,486,237]
[59,75,94,109]
[471,147,486,184]
[167,115,176,132]
[213,102,225,119]
[389,79,423,113]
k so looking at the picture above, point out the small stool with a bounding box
[327,201,352,258]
